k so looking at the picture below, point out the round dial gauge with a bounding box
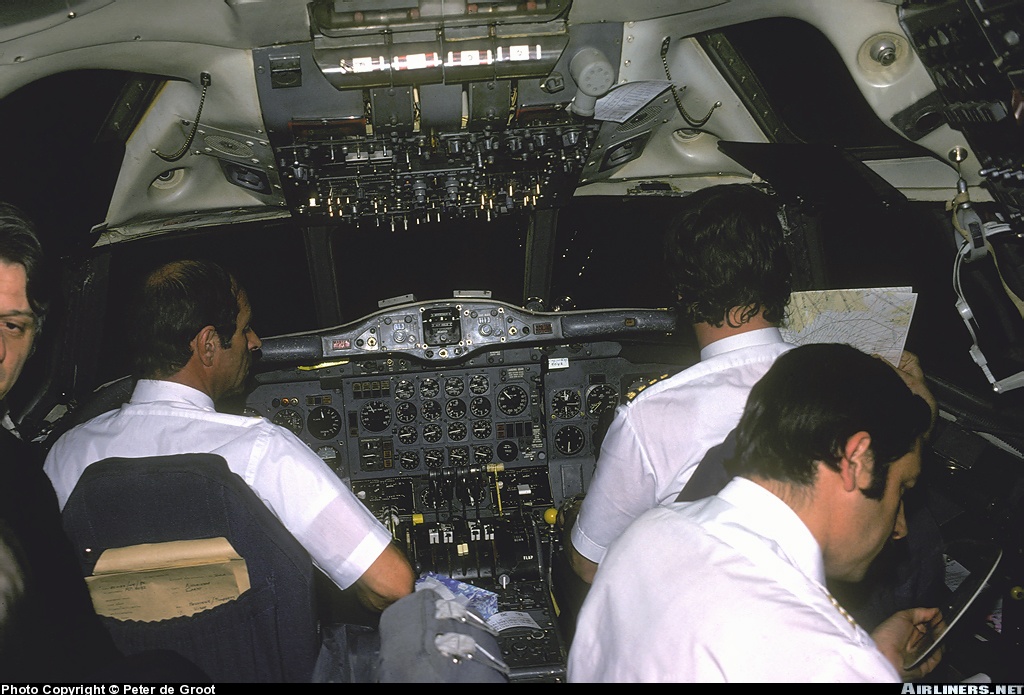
[423,423,443,443]
[397,425,418,445]
[398,451,419,470]
[469,374,489,394]
[272,408,303,435]
[445,398,467,420]
[421,399,442,421]
[447,421,467,441]
[449,446,469,467]
[424,449,445,469]
[470,396,491,418]
[444,377,465,396]
[554,425,586,456]
[395,379,415,400]
[395,401,417,423]
[585,383,619,417]
[496,440,518,462]
[420,378,440,398]
[307,405,342,440]
[497,384,529,416]
[473,419,492,439]
[359,400,392,432]
[551,389,582,419]
[474,445,494,465]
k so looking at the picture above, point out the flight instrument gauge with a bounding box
[272,408,303,435]
[420,378,440,398]
[445,398,467,419]
[497,384,529,416]
[395,401,417,423]
[398,451,419,470]
[554,425,586,456]
[397,425,418,445]
[359,400,392,432]
[395,379,415,400]
[424,449,445,468]
[585,383,619,417]
[449,446,469,467]
[445,377,464,396]
[474,445,493,465]
[447,421,467,441]
[421,399,442,421]
[470,396,491,418]
[551,389,582,419]
[315,445,340,470]
[469,374,489,394]
[423,423,443,443]
[307,406,342,440]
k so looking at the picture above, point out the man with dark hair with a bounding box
[567,184,797,583]
[0,202,122,680]
[44,259,415,613]
[567,343,942,682]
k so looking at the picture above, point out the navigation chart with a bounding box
[779,287,917,366]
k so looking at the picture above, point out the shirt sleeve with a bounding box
[570,406,660,564]
[243,426,394,590]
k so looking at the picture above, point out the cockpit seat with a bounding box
[60,454,320,683]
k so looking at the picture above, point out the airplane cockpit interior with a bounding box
[1,0,1023,683]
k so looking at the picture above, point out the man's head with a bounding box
[131,259,261,399]
[0,204,49,402]
[664,184,792,327]
[731,343,933,580]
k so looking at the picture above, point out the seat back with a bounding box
[675,427,738,503]
[61,454,320,682]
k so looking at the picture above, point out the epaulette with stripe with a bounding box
[625,373,671,402]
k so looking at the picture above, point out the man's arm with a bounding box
[351,542,415,612]
[558,495,598,584]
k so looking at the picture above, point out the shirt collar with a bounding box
[131,379,216,412]
[717,476,826,585]
[700,326,785,361]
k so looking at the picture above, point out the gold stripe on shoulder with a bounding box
[625,373,671,401]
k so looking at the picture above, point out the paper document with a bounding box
[86,537,250,623]
[593,81,672,123]
[779,287,917,366]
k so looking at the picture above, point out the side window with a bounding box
[96,220,316,384]
[712,17,924,152]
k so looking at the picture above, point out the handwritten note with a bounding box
[86,537,250,622]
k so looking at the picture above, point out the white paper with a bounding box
[593,81,673,123]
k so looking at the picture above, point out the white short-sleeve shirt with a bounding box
[571,327,793,564]
[567,477,901,683]
[44,379,394,590]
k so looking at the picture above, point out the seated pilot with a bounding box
[43,259,415,613]
[567,343,943,683]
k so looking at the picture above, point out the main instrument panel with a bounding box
[247,298,687,680]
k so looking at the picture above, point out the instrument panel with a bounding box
[248,339,680,505]
[247,301,687,681]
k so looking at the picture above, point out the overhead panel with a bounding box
[253,0,620,227]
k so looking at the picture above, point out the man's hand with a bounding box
[896,351,938,436]
[870,606,945,682]
[353,542,416,612]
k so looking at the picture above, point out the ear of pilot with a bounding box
[0,193,975,683]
